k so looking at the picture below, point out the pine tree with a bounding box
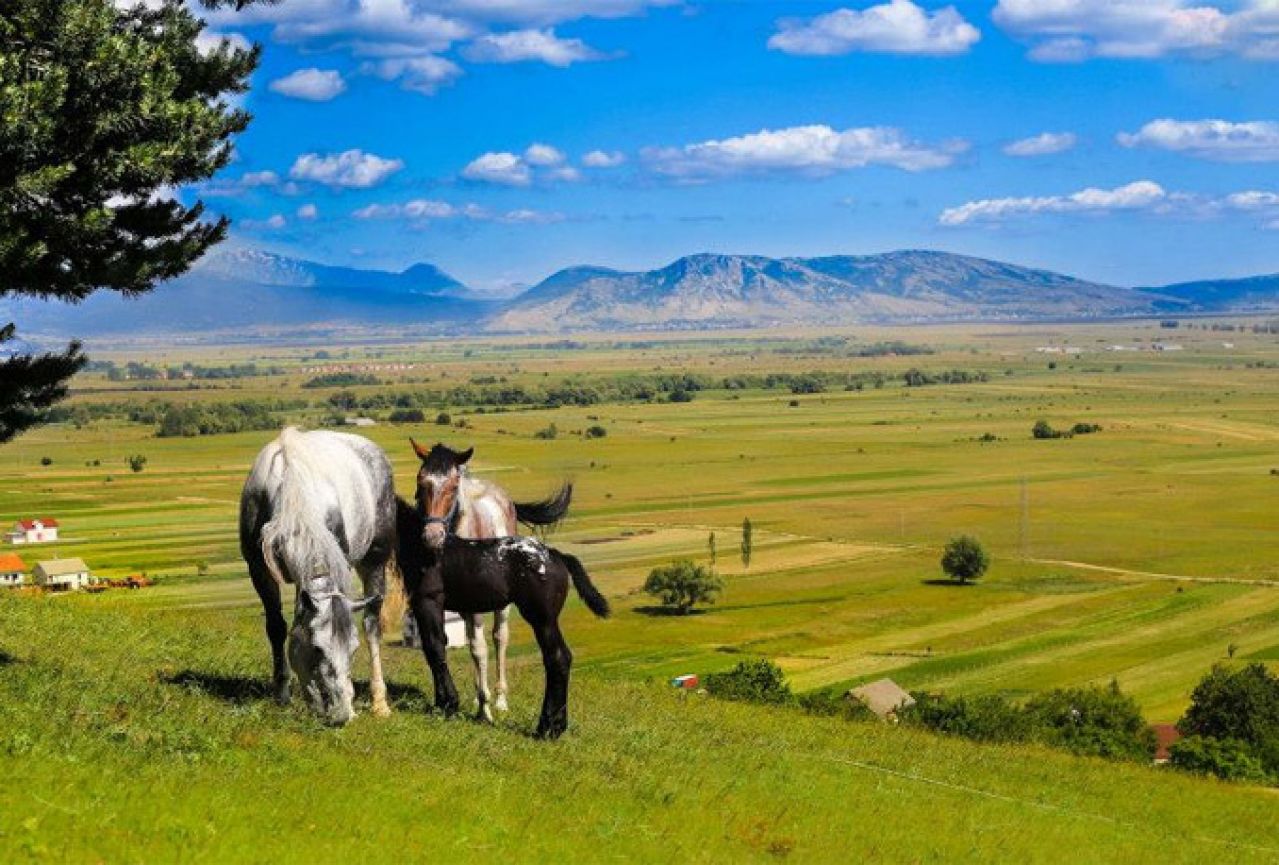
[0,0,263,442]
[708,531,717,570]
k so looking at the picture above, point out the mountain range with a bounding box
[6,247,1278,341]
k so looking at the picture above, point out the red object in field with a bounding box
[671,674,699,689]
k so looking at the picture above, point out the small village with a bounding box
[0,517,151,594]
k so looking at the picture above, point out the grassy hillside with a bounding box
[2,592,1278,864]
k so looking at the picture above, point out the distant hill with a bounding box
[4,249,491,340]
[1143,273,1279,313]
[9,247,1279,341]
[488,250,1187,332]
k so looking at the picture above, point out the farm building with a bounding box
[847,678,916,721]
[33,558,92,591]
[8,518,59,545]
[1152,724,1182,765]
[0,553,26,587]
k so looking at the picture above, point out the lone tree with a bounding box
[708,531,717,570]
[740,517,753,569]
[0,0,262,442]
[941,535,989,584]
[644,559,724,614]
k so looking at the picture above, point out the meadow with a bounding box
[2,319,1278,861]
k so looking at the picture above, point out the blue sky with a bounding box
[192,0,1279,292]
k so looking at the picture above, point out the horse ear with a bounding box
[456,447,474,466]
[410,438,430,461]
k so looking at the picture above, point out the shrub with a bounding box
[388,408,425,423]
[1024,683,1156,761]
[584,425,607,439]
[1032,419,1064,439]
[1071,422,1102,435]
[533,423,558,440]
[704,660,793,706]
[40,456,52,466]
[435,412,452,425]
[798,688,877,722]
[667,389,694,403]
[1170,736,1269,783]
[900,693,1032,743]
[1179,664,1279,774]
[941,535,989,583]
[126,454,147,473]
[643,559,724,614]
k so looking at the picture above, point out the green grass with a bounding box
[4,321,1279,859]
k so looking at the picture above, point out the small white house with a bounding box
[9,518,59,545]
[33,558,91,591]
[0,553,27,588]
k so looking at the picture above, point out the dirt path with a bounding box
[1028,557,1279,588]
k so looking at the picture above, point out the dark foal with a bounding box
[396,498,609,738]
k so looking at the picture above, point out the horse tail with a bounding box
[514,482,573,530]
[259,427,353,592]
[556,551,610,619]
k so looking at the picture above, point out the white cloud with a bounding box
[642,124,966,182]
[769,1,980,57]
[462,28,606,65]
[290,149,404,188]
[440,0,676,25]
[297,203,319,219]
[582,149,626,167]
[1003,132,1078,157]
[1118,119,1279,162]
[524,143,566,166]
[240,171,281,187]
[462,151,532,186]
[195,30,251,55]
[269,68,347,101]
[364,56,463,94]
[939,180,1169,226]
[243,213,288,230]
[993,0,1279,62]
[1227,190,1279,210]
[352,198,563,224]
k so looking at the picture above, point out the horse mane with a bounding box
[258,427,354,593]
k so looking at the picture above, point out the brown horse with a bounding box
[409,440,571,720]
[396,498,609,738]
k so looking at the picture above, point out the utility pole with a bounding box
[1019,477,1029,560]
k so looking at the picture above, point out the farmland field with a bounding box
[3,319,1279,861]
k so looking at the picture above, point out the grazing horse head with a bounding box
[410,439,472,549]
[288,574,378,726]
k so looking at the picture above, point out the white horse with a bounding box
[240,427,396,725]
[409,439,571,721]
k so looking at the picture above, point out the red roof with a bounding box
[16,518,58,530]
[0,553,26,572]
[1152,724,1181,761]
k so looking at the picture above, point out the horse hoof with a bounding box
[477,705,495,724]
[495,695,509,713]
[372,701,392,718]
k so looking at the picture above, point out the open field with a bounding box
[2,320,1279,860]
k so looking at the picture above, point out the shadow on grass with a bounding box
[633,606,707,617]
[0,649,16,666]
[162,670,274,705]
[921,579,976,587]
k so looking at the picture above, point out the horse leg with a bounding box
[247,555,290,705]
[466,614,494,723]
[411,591,458,715]
[359,565,391,718]
[530,617,572,740]
[492,606,511,712]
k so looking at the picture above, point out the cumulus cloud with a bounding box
[297,203,319,219]
[769,0,980,56]
[269,68,347,101]
[462,152,532,186]
[642,124,966,182]
[582,149,626,168]
[210,1,471,58]
[939,180,1170,225]
[364,56,463,94]
[1003,132,1078,157]
[461,144,583,185]
[195,30,251,55]
[243,213,288,230]
[352,198,564,224]
[290,149,404,188]
[1118,119,1279,162]
[462,28,606,65]
[993,0,1279,62]
[524,143,567,166]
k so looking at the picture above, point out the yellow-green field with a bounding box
[3,320,1279,861]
